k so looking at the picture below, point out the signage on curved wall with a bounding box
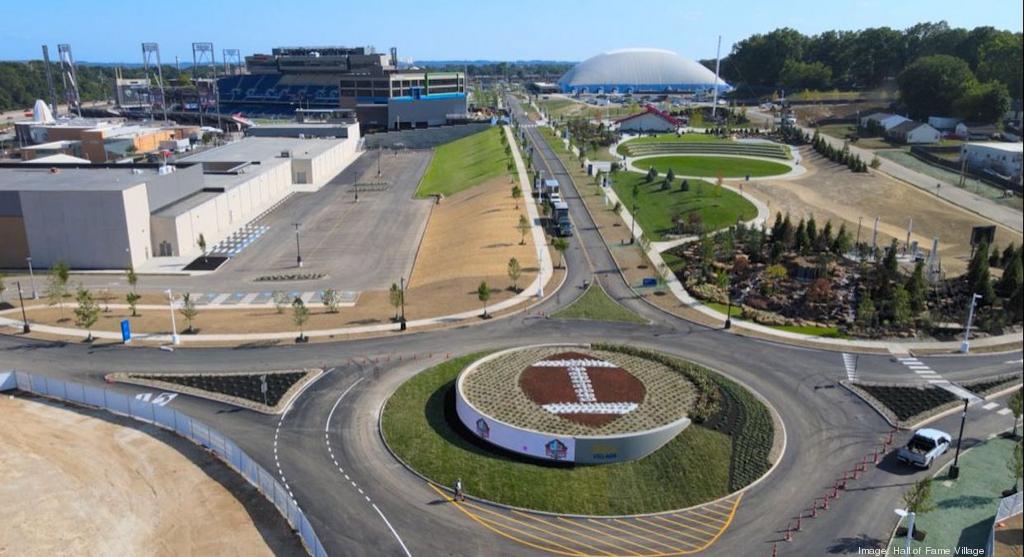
[456,393,576,462]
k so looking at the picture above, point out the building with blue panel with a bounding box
[557,48,730,95]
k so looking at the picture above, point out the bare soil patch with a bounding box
[0,395,302,556]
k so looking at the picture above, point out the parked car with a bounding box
[896,428,951,468]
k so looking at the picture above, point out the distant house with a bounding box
[615,105,682,133]
[961,142,1023,183]
[887,121,941,144]
[927,116,961,131]
[955,122,1000,140]
[859,112,910,132]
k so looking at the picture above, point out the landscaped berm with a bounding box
[381,345,778,515]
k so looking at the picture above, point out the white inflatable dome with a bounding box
[558,48,730,94]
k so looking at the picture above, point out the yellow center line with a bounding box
[557,517,653,557]
[611,518,701,550]
[633,517,709,546]
[461,501,593,556]
[426,484,587,557]
[512,511,620,557]
[652,514,720,538]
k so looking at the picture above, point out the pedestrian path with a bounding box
[187,290,359,308]
[896,356,982,404]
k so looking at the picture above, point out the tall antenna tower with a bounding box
[142,42,169,122]
[40,45,58,115]
[191,42,219,127]
[57,44,82,117]
[711,35,722,119]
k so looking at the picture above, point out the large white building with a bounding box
[0,135,362,270]
[961,142,1023,183]
[558,48,730,94]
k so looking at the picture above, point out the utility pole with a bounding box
[399,277,407,331]
[948,398,969,479]
[293,223,303,268]
[711,35,722,119]
[26,257,38,299]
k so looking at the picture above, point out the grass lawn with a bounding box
[703,303,846,337]
[382,353,734,515]
[611,172,758,240]
[877,150,1023,210]
[627,134,734,145]
[551,283,647,324]
[890,436,1018,554]
[416,127,511,198]
[705,302,742,318]
[633,156,791,178]
[818,124,857,140]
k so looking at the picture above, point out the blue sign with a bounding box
[642,277,658,287]
[120,320,131,343]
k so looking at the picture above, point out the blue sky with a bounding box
[2,0,1021,63]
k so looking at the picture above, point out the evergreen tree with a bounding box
[781,213,795,248]
[1001,243,1017,268]
[819,220,834,253]
[906,261,928,313]
[882,239,899,281]
[1008,285,1024,322]
[997,250,1023,298]
[857,292,877,329]
[967,241,990,292]
[806,215,818,249]
[832,223,851,254]
[794,219,808,254]
[891,285,913,327]
[771,212,784,243]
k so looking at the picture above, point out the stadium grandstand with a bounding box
[218,46,467,132]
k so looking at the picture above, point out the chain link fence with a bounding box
[0,370,327,557]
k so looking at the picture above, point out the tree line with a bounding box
[703,21,1022,101]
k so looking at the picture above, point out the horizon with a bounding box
[1,0,1020,64]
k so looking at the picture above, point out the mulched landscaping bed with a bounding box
[850,383,959,424]
[109,369,320,413]
[959,374,1023,397]
[182,256,229,271]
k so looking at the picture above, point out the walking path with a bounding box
[0,125,555,345]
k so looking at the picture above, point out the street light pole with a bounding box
[960,293,982,353]
[399,276,407,331]
[17,281,30,334]
[724,289,733,330]
[895,509,916,555]
[165,289,180,345]
[948,398,969,479]
[26,256,37,299]
[293,223,303,268]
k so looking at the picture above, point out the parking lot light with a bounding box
[166,289,180,345]
[948,398,969,480]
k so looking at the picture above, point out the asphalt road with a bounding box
[1,95,1020,557]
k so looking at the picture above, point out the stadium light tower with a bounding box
[40,45,59,115]
[192,42,219,127]
[57,44,82,117]
[142,43,169,122]
[222,49,242,76]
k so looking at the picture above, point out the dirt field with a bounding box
[0,395,302,556]
[743,148,1022,276]
[410,175,541,302]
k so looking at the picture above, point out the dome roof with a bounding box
[558,48,729,92]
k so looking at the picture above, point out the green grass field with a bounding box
[552,283,647,324]
[381,353,734,515]
[611,172,758,240]
[632,156,791,178]
[415,127,511,198]
[703,303,846,337]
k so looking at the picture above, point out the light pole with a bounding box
[165,289,180,345]
[948,398,970,480]
[399,276,407,331]
[960,292,982,353]
[26,256,37,299]
[724,284,733,330]
[894,508,916,554]
[17,281,30,334]
[537,247,544,299]
[293,223,303,268]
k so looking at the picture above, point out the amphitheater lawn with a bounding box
[633,156,791,178]
[381,353,733,515]
[416,127,511,198]
[611,172,758,240]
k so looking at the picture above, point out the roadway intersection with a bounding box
[0,95,1020,556]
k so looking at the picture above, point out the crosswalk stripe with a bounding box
[981,402,999,411]
[997,408,1012,415]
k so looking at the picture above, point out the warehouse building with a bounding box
[0,135,361,270]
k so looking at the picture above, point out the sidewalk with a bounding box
[889,435,1019,554]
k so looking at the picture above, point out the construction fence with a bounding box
[0,370,327,557]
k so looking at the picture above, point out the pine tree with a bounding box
[967,241,990,293]
[806,215,818,250]
[781,213,795,248]
[794,219,808,253]
[997,250,1023,298]
[906,261,928,313]
[832,223,851,254]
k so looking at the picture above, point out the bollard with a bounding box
[811,503,818,518]
[886,429,895,446]
[772,542,777,557]
[873,449,879,464]
[832,485,839,499]
[795,516,801,531]
[839,478,848,490]
[823,494,830,510]
[784,527,793,542]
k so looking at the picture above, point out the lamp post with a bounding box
[293,223,303,268]
[26,256,37,299]
[724,287,733,330]
[165,289,180,345]
[960,292,982,353]
[948,398,969,480]
[537,247,544,299]
[894,508,915,555]
[399,276,407,331]
[17,281,30,334]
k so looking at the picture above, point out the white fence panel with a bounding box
[153,405,176,430]
[63,381,86,404]
[173,410,191,438]
[106,391,131,416]
[45,377,67,400]
[129,398,155,423]
[83,385,106,408]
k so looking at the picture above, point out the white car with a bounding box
[896,428,951,468]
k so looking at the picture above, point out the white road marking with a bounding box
[842,353,858,382]
[373,503,413,557]
[325,377,365,433]
[981,402,999,411]
[997,408,1012,415]
[134,392,178,406]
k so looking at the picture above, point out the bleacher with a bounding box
[619,140,790,160]
[218,74,340,117]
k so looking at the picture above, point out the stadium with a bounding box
[557,48,731,95]
[455,345,695,464]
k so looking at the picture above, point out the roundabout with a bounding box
[381,345,780,515]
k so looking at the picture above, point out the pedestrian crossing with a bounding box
[896,356,982,404]
[185,290,359,307]
[842,353,858,382]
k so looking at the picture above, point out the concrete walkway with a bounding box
[0,125,556,346]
